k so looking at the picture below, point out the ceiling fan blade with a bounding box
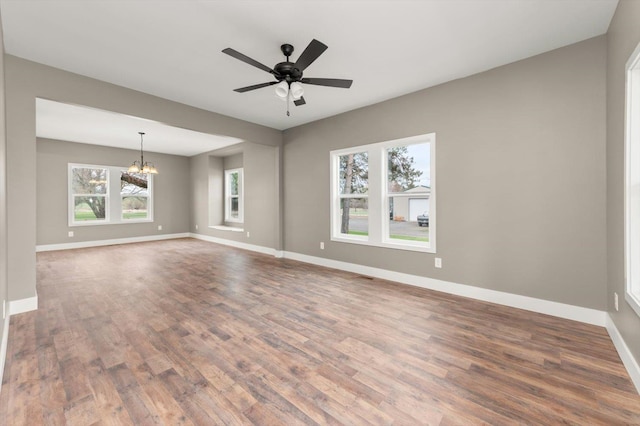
[293,39,328,72]
[300,78,353,88]
[294,97,306,106]
[222,48,277,75]
[233,81,278,93]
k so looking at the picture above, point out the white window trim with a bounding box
[624,41,640,318]
[225,168,244,223]
[68,163,154,227]
[330,133,436,253]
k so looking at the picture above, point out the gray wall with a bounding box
[5,55,282,302]
[190,141,280,250]
[283,36,607,310]
[36,138,190,245]
[607,0,640,371]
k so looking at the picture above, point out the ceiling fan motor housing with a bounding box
[274,61,302,83]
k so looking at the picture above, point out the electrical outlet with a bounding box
[247,231,250,238]
[435,257,442,268]
[195,224,198,230]
[68,231,74,237]
[615,292,619,311]
[157,225,162,231]
[320,242,325,250]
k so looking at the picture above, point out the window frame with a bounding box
[225,168,244,223]
[68,164,110,226]
[335,150,369,243]
[330,133,436,253]
[68,163,154,227]
[624,41,640,318]
[120,169,154,223]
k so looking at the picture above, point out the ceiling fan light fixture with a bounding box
[275,81,289,98]
[290,82,304,100]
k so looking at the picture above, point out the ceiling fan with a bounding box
[222,39,353,115]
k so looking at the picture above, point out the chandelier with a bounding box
[127,132,158,174]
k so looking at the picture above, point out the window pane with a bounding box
[388,198,429,243]
[122,196,148,220]
[72,167,107,194]
[230,196,239,219]
[73,195,106,221]
[387,143,430,193]
[229,172,239,196]
[339,152,368,195]
[121,172,149,196]
[339,197,368,236]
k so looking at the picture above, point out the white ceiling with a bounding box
[36,98,243,156]
[0,0,619,151]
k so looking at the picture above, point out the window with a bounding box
[625,41,640,317]
[225,168,243,223]
[69,164,153,226]
[337,151,368,239]
[331,133,436,252]
[70,165,109,223]
[121,172,150,221]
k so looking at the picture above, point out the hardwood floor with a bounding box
[1,238,639,425]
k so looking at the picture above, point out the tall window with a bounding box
[625,41,640,318]
[331,134,436,253]
[338,152,368,238]
[225,168,243,223]
[69,164,153,226]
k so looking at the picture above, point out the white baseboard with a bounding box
[282,251,607,327]
[606,314,640,393]
[36,233,190,252]
[9,294,38,315]
[189,233,277,257]
[0,312,10,394]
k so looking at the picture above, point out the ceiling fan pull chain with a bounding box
[287,95,291,116]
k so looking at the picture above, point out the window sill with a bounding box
[331,235,435,253]
[69,219,153,227]
[210,225,244,232]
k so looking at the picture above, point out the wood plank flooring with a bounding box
[1,238,639,425]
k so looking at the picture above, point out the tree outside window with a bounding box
[121,172,149,220]
[69,164,154,226]
[71,166,108,222]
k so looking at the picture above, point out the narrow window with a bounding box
[225,168,243,223]
[338,152,368,239]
